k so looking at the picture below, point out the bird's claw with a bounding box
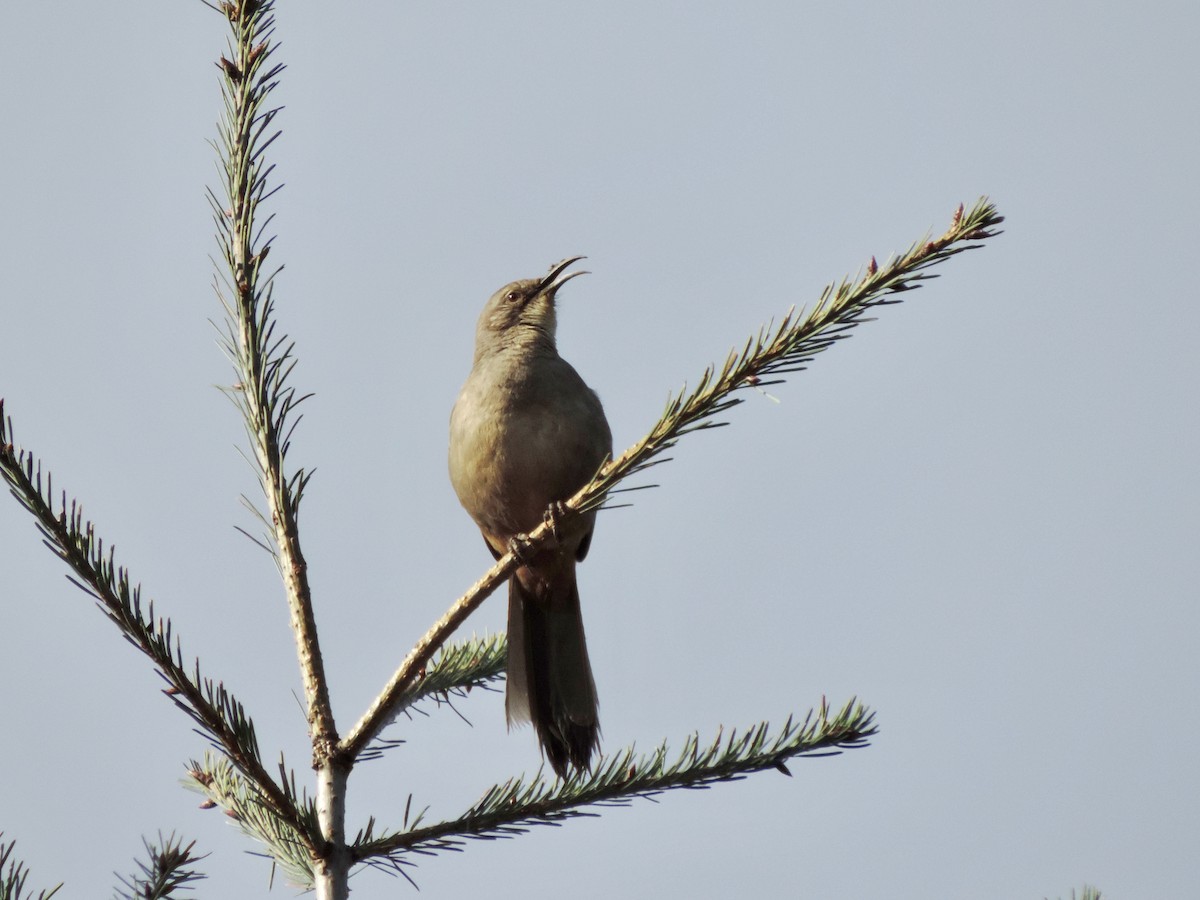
[543,502,569,544]
[507,533,535,566]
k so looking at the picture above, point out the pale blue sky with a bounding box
[1,3,1196,898]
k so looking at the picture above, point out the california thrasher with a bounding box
[448,257,611,777]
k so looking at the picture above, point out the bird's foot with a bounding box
[506,503,570,564]
[543,501,569,544]
[507,533,536,566]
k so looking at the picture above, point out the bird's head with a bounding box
[475,256,589,353]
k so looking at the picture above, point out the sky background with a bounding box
[1,2,1196,898]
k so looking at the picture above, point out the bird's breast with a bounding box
[449,358,610,540]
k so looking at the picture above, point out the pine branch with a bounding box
[203,4,353,895]
[408,633,507,703]
[353,697,874,872]
[340,199,1002,764]
[112,834,206,900]
[206,0,337,765]
[580,198,1004,509]
[339,554,518,761]
[187,754,317,887]
[0,834,61,900]
[360,634,507,761]
[0,405,314,851]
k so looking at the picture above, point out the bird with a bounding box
[448,257,611,777]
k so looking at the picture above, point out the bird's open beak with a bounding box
[539,256,589,294]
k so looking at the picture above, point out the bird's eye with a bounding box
[505,290,521,303]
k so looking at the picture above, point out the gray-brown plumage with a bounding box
[448,257,611,777]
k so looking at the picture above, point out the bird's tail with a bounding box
[505,568,599,778]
